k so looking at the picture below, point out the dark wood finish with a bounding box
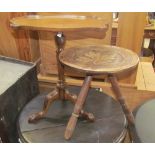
[65,76,94,140]
[28,89,59,123]
[60,45,139,74]
[111,27,117,45]
[55,32,66,100]
[144,30,155,39]
[28,32,94,128]
[108,75,136,142]
[11,15,109,140]
[17,87,127,143]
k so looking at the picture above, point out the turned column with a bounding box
[55,32,66,100]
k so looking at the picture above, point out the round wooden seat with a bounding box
[59,45,139,74]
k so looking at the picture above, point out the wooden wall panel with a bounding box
[117,12,147,54]
[0,13,19,59]
[0,12,40,62]
[10,12,40,62]
[116,12,147,84]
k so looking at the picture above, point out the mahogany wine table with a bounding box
[17,86,127,143]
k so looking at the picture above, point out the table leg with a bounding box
[64,76,93,140]
[28,89,59,123]
[55,32,66,100]
[108,74,135,142]
[28,32,66,123]
[28,32,94,124]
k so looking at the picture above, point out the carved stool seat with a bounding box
[60,45,138,74]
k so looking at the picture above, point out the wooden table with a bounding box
[11,15,139,141]
[10,15,109,140]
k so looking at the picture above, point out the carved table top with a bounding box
[59,45,139,74]
[10,15,108,32]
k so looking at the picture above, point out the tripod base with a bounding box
[28,88,95,123]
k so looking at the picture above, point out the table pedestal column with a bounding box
[28,32,94,132]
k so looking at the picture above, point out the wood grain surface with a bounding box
[10,15,108,32]
[38,75,155,112]
[116,12,146,54]
[116,13,146,84]
[59,45,139,74]
[33,13,113,75]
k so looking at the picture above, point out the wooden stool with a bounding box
[11,15,139,141]
[59,45,139,140]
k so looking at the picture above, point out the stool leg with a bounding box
[65,90,95,122]
[108,74,135,142]
[55,32,66,100]
[64,76,93,140]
